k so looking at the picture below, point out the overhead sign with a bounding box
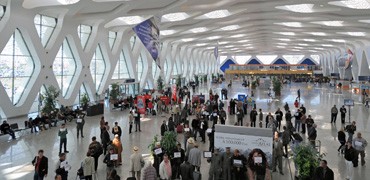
[133,17,161,69]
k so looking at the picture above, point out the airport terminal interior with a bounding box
[1,0,370,180]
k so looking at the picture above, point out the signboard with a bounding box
[360,84,370,90]
[125,79,136,83]
[160,96,170,105]
[331,73,340,77]
[358,76,370,82]
[238,94,246,102]
[215,125,273,166]
[136,96,146,114]
[344,99,354,106]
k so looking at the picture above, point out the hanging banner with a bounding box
[215,125,273,166]
[172,84,177,102]
[133,17,161,69]
[136,96,146,114]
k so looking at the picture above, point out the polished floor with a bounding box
[0,80,369,180]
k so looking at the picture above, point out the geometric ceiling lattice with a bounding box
[78,24,92,49]
[34,14,57,47]
[0,28,35,105]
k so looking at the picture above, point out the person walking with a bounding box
[294,109,302,133]
[199,118,208,143]
[272,137,284,175]
[188,143,202,171]
[112,135,123,165]
[340,105,347,124]
[259,109,263,128]
[330,105,338,123]
[134,108,141,132]
[76,115,85,138]
[282,126,291,158]
[103,148,117,179]
[88,136,103,171]
[58,124,69,154]
[207,148,223,180]
[129,111,134,134]
[221,147,232,180]
[191,118,200,141]
[159,154,172,180]
[284,102,289,112]
[32,149,48,180]
[344,142,356,180]
[231,149,247,180]
[101,127,111,155]
[265,112,273,128]
[180,157,193,180]
[300,113,307,134]
[313,160,334,180]
[55,153,70,180]
[308,124,317,147]
[345,121,356,142]
[112,122,122,139]
[173,143,185,179]
[82,152,95,180]
[143,161,157,180]
[108,169,120,180]
[152,142,164,177]
[352,132,368,167]
[130,146,144,180]
[337,128,346,154]
[250,108,258,127]
[275,108,283,131]
[236,106,244,126]
[100,116,105,137]
[219,108,227,125]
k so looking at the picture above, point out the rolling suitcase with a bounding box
[176,124,184,133]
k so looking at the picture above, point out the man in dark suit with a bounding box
[32,149,48,180]
[250,108,258,127]
[313,160,334,180]
[180,157,193,180]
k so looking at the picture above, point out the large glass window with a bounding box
[173,61,179,75]
[234,55,251,64]
[163,59,168,77]
[113,50,130,79]
[283,55,304,64]
[0,6,5,20]
[256,55,277,64]
[219,55,227,64]
[137,54,144,80]
[108,31,117,50]
[130,36,136,50]
[77,24,92,49]
[152,61,159,78]
[34,14,57,47]
[74,83,89,105]
[0,29,35,105]
[90,44,106,91]
[53,38,77,97]
[311,55,320,64]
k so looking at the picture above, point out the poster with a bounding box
[238,94,246,102]
[136,95,146,114]
[160,96,170,105]
[133,17,161,69]
[172,84,177,101]
[214,125,273,166]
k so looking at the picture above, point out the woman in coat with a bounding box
[82,152,95,180]
[112,135,123,165]
[130,146,144,180]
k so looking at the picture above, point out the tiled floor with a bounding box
[0,80,369,180]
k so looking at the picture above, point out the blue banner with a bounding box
[133,17,161,69]
[238,94,246,102]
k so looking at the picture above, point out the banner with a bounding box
[171,84,177,102]
[237,94,246,102]
[215,125,273,166]
[133,17,161,69]
[136,96,146,114]
[160,96,170,105]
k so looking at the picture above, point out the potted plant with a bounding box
[157,76,164,94]
[293,144,326,180]
[109,83,120,103]
[160,131,177,156]
[272,78,282,96]
[81,93,90,110]
[41,85,60,114]
[148,135,160,155]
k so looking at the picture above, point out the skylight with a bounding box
[283,55,304,64]
[230,34,245,38]
[303,39,316,42]
[57,0,79,5]
[161,30,176,36]
[359,20,370,23]
[256,55,277,64]
[277,46,285,48]
[118,16,145,25]
[238,40,249,43]
[205,47,214,50]
[314,47,324,50]
[189,27,208,33]
[306,32,326,36]
[242,44,252,46]
[337,32,366,36]
[294,47,304,49]
[327,39,346,43]
[195,43,208,46]
[321,44,333,47]
[181,38,195,42]
[207,36,221,40]
[225,45,234,48]
[328,0,370,10]
[277,4,314,13]
[276,32,295,36]
[277,43,288,45]
[298,43,309,46]
[275,22,302,27]
[161,12,189,22]
[309,50,318,52]
[278,38,291,41]
[311,21,344,26]
[219,41,228,45]
[234,55,251,64]
[311,55,320,63]
[219,25,240,31]
[202,9,231,19]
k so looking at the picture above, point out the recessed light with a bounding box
[241,44,252,46]
[219,25,240,31]
[276,4,314,13]
[275,22,302,27]
[199,9,231,19]
[277,43,288,45]
[118,16,145,25]
[327,39,346,43]
[328,0,370,10]
[298,43,309,46]
[161,12,189,22]
[311,21,344,26]
[189,27,208,33]
[207,36,221,40]
[314,47,324,50]
[161,30,176,35]
[238,40,249,43]
[195,43,208,46]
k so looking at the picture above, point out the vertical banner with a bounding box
[133,17,161,69]
[136,96,146,114]
[172,84,177,101]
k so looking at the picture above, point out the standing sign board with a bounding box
[136,96,146,114]
[238,94,246,102]
[344,99,354,106]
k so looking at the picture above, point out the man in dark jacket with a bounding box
[275,108,284,131]
[180,157,193,180]
[340,105,347,124]
[0,120,16,139]
[191,118,200,141]
[89,136,103,171]
[101,127,110,155]
[32,149,48,180]
[250,108,258,127]
[313,160,334,180]
[111,122,122,139]
[160,120,168,136]
[76,115,85,138]
[308,124,317,147]
[173,143,185,179]
[236,107,244,126]
[344,142,356,180]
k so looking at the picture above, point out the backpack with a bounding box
[77,162,84,177]
[90,142,103,156]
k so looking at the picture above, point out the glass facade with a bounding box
[0,29,35,105]
[53,38,77,97]
[34,14,57,47]
[113,50,130,79]
[108,31,117,50]
[137,54,143,80]
[90,44,106,91]
[77,24,92,49]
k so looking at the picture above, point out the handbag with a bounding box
[140,160,145,168]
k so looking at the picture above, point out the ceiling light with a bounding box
[207,36,221,40]
[161,12,189,22]
[329,0,370,10]
[118,16,145,25]
[277,43,288,45]
[275,22,302,27]
[309,50,318,52]
[276,32,295,36]
[328,39,346,43]
[306,32,326,36]
[219,41,228,45]
[303,39,316,42]
[322,44,333,47]
[201,9,231,19]
[230,34,245,38]
[195,43,208,46]
[238,40,249,43]
[181,38,195,42]
[189,27,208,33]
[230,48,239,50]
[161,30,176,35]
[292,49,300,51]
[277,4,314,13]
[311,21,344,26]
[278,38,291,41]
[337,32,366,36]
[219,25,240,31]
[245,47,254,49]
[225,45,234,48]
[298,43,309,46]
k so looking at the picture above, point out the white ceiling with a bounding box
[18,0,370,55]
